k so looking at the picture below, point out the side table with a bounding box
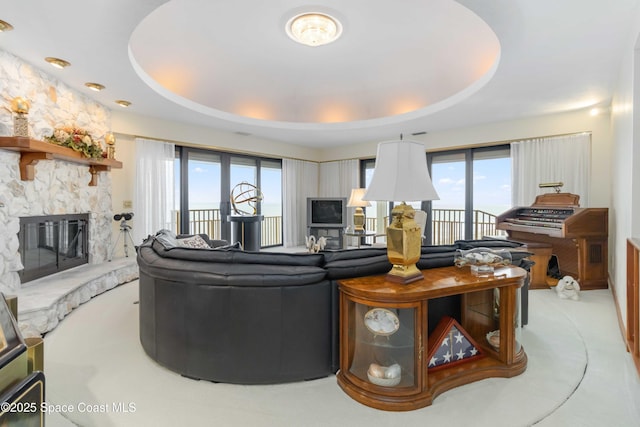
[343,231,381,249]
[337,265,527,411]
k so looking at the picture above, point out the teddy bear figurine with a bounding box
[555,275,581,301]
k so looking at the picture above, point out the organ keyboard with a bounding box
[496,193,608,290]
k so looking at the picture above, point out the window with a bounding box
[427,146,511,244]
[361,145,511,245]
[174,147,283,247]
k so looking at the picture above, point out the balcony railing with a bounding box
[365,209,505,246]
[177,208,503,248]
[176,209,283,247]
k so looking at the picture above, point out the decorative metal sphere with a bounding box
[230,182,263,215]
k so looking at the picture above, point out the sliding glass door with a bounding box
[175,147,282,247]
[430,153,467,244]
[472,150,512,239]
[361,145,511,246]
[426,146,511,244]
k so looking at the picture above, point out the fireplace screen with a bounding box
[18,214,89,282]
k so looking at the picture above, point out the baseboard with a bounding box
[610,271,640,378]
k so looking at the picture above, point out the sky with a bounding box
[175,158,282,215]
[432,157,511,216]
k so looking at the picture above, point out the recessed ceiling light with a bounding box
[45,57,71,69]
[115,100,131,107]
[85,82,105,92]
[0,19,14,32]
[286,13,342,47]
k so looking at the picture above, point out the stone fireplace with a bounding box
[0,49,139,337]
[0,150,113,294]
[0,49,117,294]
[18,213,90,282]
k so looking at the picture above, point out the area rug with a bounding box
[43,283,586,427]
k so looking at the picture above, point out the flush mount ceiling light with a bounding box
[286,12,342,47]
[115,100,131,107]
[0,19,14,32]
[45,57,71,69]
[85,82,105,92]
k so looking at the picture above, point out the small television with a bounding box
[307,197,347,228]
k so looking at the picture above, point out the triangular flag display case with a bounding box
[426,316,484,370]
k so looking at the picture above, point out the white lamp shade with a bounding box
[347,188,372,207]
[363,140,440,202]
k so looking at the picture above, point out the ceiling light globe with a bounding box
[286,13,342,47]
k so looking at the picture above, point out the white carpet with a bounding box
[42,282,640,427]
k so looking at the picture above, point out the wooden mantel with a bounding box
[0,136,123,186]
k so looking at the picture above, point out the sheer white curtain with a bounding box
[282,159,319,247]
[133,138,175,244]
[511,133,591,206]
[319,159,359,229]
[318,159,359,197]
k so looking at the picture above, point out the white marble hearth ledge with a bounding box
[14,258,138,338]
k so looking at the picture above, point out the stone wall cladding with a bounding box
[0,49,113,293]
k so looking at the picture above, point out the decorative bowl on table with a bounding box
[367,363,401,387]
[486,330,500,350]
[454,248,512,275]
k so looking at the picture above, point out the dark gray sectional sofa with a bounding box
[137,231,532,385]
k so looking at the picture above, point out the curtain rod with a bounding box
[426,131,592,154]
[123,130,592,163]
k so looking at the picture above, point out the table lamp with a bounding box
[348,188,371,232]
[363,139,439,284]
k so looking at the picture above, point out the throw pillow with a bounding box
[155,229,178,248]
[177,235,212,249]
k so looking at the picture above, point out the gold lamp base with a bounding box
[353,207,365,232]
[385,203,423,284]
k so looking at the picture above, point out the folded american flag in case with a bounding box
[427,316,484,370]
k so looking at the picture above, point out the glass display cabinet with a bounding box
[337,265,527,411]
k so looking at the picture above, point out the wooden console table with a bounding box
[0,136,122,186]
[337,265,527,411]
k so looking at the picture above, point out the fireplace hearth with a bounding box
[18,214,89,283]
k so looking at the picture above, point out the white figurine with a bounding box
[305,235,327,253]
[556,275,580,300]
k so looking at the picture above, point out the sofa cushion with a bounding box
[421,244,458,253]
[139,243,326,286]
[155,229,179,248]
[324,254,392,280]
[455,239,524,249]
[321,248,388,264]
[149,237,324,267]
[417,251,457,269]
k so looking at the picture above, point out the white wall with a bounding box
[109,133,136,257]
[610,6,640,327]
[111,110,321,161]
